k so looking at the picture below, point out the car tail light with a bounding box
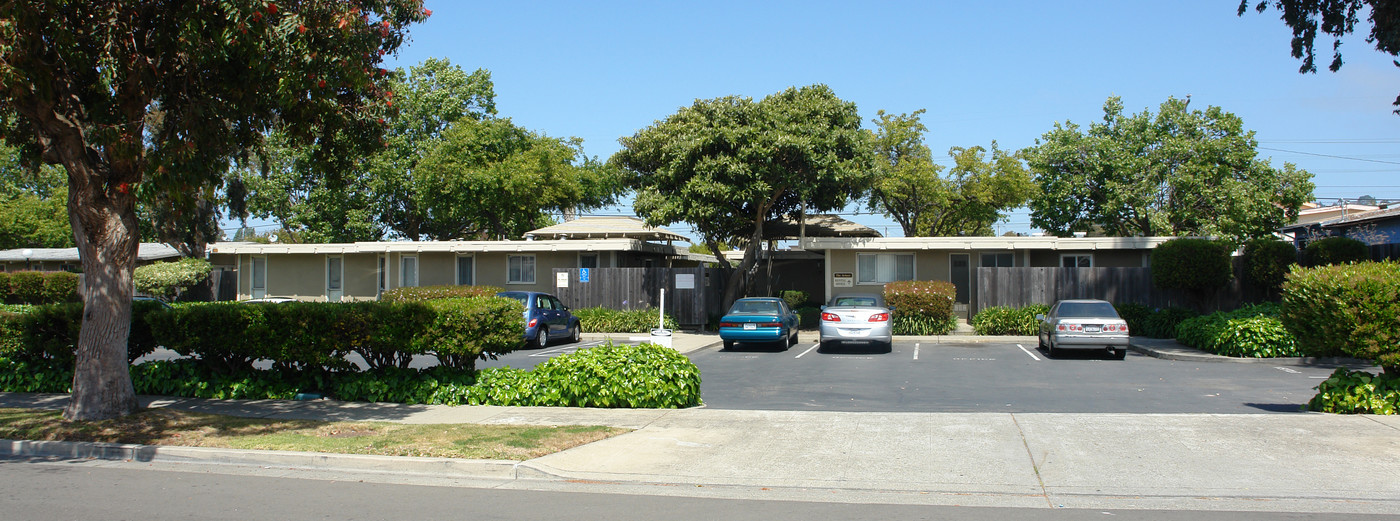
[868,313,889,322]
[759,322,781,328]
[719,322,738,328]
[528,318,539,328]
[821,312,841,322]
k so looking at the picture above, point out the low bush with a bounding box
[3,301,166,367]
[134,258,211,301]
[884,280,956,335]
[573,307,678,333]
[1303,236,1368,267]
[780,290,808,310]
[380,285,504,302]
[1,271,79,305]
[1242,237,1298,295]
[1280,260,1400,371]
[515,342,702,408]
[971,304,1047,335]
[1174,303,1303,358]
[416,297,525,371]
[0,356,73,393]
[1307,368,1400,415]
[1115,303,1198,339]
[795,305,820,329]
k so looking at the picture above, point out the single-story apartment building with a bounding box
[0,243,184,272]
[1279,205,1400,260]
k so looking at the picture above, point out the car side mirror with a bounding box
[820,305,827,311]
[1034,314,1045,321]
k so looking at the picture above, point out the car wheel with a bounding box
[1046,340,1057,358]
[723,340,734,350]
[532,328,549,349]
[1037,333,1045,350]
[788,330,798,348]
[1110,347,1127,360]
[570,324,581,344]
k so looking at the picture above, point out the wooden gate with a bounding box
[551,267,721,328]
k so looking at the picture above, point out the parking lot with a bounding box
[691,340,1363,414]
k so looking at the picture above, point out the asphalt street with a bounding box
[694,340,1358,413]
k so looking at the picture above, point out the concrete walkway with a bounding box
[2,334,1396,514]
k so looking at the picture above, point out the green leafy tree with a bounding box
[0,128,71,248]
[867,110,1034,237]
[612,85,874,305]
[1241,1,1400,114]
[1024,96,1315,243]
[0,1,428,420]
[239,131,386,243]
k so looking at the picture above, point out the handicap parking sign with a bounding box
[580,268,590,283]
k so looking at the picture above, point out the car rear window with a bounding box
[730,301,779,314]
[1056,302,1120,318]
[833,297,878,307]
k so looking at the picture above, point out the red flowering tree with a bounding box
[0,0,429,420]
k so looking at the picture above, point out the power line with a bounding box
[1257,146,1400,165]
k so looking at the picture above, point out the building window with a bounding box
[508,255,536,284]
[327,256,343,291]
[980,253,1014,268]
[1061,254,1093,268]
[857,253,914,284]
[377,255,387,296]
[579,253,598,269]
[251,256,267,297]
[456,255,474,285]
[400,255,419,287]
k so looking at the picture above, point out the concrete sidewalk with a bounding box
[3,392,1399,514]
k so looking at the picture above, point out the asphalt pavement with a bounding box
[3,332,1399,515]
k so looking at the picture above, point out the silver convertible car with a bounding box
[1035,299,1130,359]
[818,293,894,352]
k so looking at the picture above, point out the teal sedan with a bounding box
[718,297,799,350]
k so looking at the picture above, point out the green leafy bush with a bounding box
[1303,236,1368,267]
[780,290,808,310]
[795,305,820,329]
[380,284,504,302]
[1150,238,1232,302]
[971,304,1048,335]
[1,271,78,305]
[0,356,73,393]
[134,258,211,301]
[1307,368,1400,414]
[146,302,274,372]
[573,307,678,333]
[2,301,166,367]
[1115,303,1198,339]
[1280,260,1400,370]
[884,280,956,335]
[1242,237,1298,295]
[1174,303,1302,358]
[518,342,702,408]
[416,297,525,371]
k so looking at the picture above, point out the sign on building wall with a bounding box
[833,272,854,288]
[675,273,695,289]
[555,271,569,288]
[580,268,590,283]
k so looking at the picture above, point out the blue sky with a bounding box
[255,1,1400,241]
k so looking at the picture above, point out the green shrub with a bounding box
[795,305,820,329]
[1307,368,1400,414]
[1280,260,1400,370]
[380,284,504,302]
[1242,237,1298,295]
[1114,303,1151,334]
[1150,238,1232,303]
[134,258,211,301]
[3,301,166,367]
[1303,236,1369,267]
[520,342,702,408]
[1141,307,1199,339]
[416,297,525,371]
[573,307,678,333]
[5,271,46,304]
[971,304,1048,335]
[1174,303,1303,358]
[780,290,808,310]
[0,312,24,358]
[146,302,274,372]
[884,280,956,334]
[0,356,73,393]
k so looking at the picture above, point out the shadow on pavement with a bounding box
[1244,402,1308,413]
[816,343,893,355]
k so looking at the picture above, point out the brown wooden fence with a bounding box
[972,267,1246,314]
[550,267,723,328]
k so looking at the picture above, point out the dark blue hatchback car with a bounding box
[496,291,582,349]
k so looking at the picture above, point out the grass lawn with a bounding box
[0,408,626,460]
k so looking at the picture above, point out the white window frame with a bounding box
[400,255,419,287]
[250,255,268,298]
[508,254,536,284]
[856,253,915,285]
[1060,254,1094,268]
[455,254,475,286]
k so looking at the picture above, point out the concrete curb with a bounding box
[1,438,536,481]
[1127,341,1374,367]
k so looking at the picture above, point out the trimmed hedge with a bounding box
[0,300,166,366]
[0,271,80,305]
[380,284,504,302]
[1114,303,1198,339]
[1241,237,1298,295]
[573,307,678,333]
[884,280,957,335]
[971,304,1048,336]
[134,258,211,301]
[1150,238,1232,299]
[1307,368,1400,414]
[1280,260,1400,371]
[1174,303,1303,358]
[1303,236,1368,267]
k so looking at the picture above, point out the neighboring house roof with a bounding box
[523,216,688,242]
[761,214,882,239]
[207,238,682,256]
[1293,203,1380,226]
[799,235,1178,251]
[0,243,183,262]
[1280,206,1400,232]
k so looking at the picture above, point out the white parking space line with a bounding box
[913,343,920,360]
[1016,343,1042,361]
[795,344,819,358]
[1275,367,1302,374]
[527,342,600,358]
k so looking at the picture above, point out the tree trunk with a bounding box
[721,220,767,309]
[62,170,141,421]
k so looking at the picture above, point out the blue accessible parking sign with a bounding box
[580,268,590,283]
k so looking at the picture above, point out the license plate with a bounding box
[744,323,756,330]
[1084,326,1101,333]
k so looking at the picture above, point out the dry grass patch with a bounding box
[0,408,626,460]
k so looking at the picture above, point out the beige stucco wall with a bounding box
[1028,249,1147,268]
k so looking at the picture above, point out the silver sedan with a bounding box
[1035,299,1130,359]
[818,293,894,352]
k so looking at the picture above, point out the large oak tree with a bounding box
[612,85,873,305]
[0,0,428,420]
[1023,96,1315,243]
